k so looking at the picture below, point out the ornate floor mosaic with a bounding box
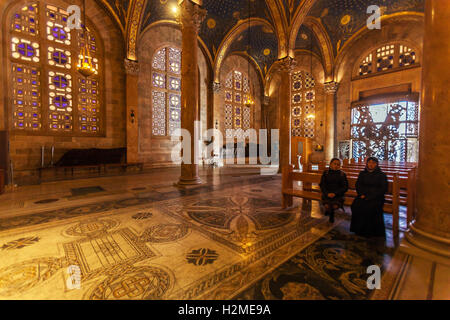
[0,171,417,300]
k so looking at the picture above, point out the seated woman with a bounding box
[319,158,348,223]
[350,157,388,237]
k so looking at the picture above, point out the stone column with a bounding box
[124,59,140,164]
[277,56,297,172]
[177,0,206,185]
[324,81,338,161]
[404,0,450,258]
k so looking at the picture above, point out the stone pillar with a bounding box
[404,0,450,258]
[124,59,139,164]
[277,56,297,172]
[324,81,338,161]
[177,0,206,185]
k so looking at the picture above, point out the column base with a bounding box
[175,177,203,186]
[402,223,450,259]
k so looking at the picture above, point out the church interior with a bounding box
[0,0,449,300]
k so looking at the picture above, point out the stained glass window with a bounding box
[357,43,418,76]
[151,46,181,136]
[9,2,103,135]
[291,71,316,138]
[224,70,253,138]
[351,101,419,162]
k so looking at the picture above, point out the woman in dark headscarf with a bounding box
[350,157,388,237]
[319,158,348,223]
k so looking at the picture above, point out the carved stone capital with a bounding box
[124,59,140,76]
[212,82,221,93]
[178,0,206,32]
[263,95,270,105]
[277,56,297,74]
[324,81,339,94]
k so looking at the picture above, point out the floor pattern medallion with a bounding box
[86,265,171,300]
[139,223,188,243]
[0,257,63,296]
[1,236,40,250]
[132,212,153,220]
[186,248,219,266]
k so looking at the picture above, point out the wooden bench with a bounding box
[282,164,401,240]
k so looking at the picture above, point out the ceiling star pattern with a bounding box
[228,24,278,78]
[308,0,425,56]
[294,25,323,58]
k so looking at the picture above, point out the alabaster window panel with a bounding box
[358,43,418,76]
[291,71,316,138]
[224,70,253,138]
[151,47,181,137]
[9,2,102,135]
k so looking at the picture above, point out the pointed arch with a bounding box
[289,0,316,58]
[265,0,289,58]
[213,17,274,83]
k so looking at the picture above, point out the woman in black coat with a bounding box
[350,157,388,237]
[319,158,349,223]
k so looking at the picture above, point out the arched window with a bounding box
[224,70,253,137]
[291,70,315,138]
[151,46,181,136]
[358,43,418,76]
[9,2,102,134]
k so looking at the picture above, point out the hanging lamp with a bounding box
[77,0,96,77]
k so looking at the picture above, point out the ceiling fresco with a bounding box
[95,0,425,81]
[227,24,279,78]
[294,24,323,59]
[308,0,425,56]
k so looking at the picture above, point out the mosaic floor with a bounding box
[0,168,448,300]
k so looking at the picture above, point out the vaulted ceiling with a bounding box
[95,0,424,80]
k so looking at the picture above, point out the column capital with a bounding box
[177,0,206,32]
[324,81,339,94]
[124,59,140,76]
[212,82,221,93]
[277,56,297,74]
[263,95,270,105]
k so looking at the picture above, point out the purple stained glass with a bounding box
[30,28,35,33]
[18,43,35,57]
[29,18,35,23]
[236,119,241,125]
[19,123,24,127]
[53,52,67,64]
[17,67,23,72]
[92,118,97,122]
[63,17,67,22]
[92,81,96,85]
[65,125,70,129]
[82,107,86,111]
[18,100,23,105]
[294,119,300,126]
[81,79,85,83]
[15,14,20,19]
[52,27,66,40]
[31,70,37,74]
[82,117,86,121]
[81,88,86,92]
[236,81,241,89]
[32,91,37,96]
[32,81,37,85]
[18,90,23,94]
[236,108,241,115]
[294,81,301,89]
[33,113,37,117]
[52,115,57,119]
[82,126,86,130]
[92,90,96,94]
[91,46,96,50]
[92,109,96,112]
[93,127,97,131]
[32,102,37,106]
[15,24,21,30]
[33,123,38,127]
[226,92,231,100]
[294,108,300,115]
[236,94,241,102]
[92,100,96,104]
[28,6,34,11]
[53,76,68,88]
[50,13,55,18]
[17,78,23,83]
[65,116,70,120]
[54,96,68,108]
[18,112,23,116]
[306,92,314,100]
[53,124,58,128]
